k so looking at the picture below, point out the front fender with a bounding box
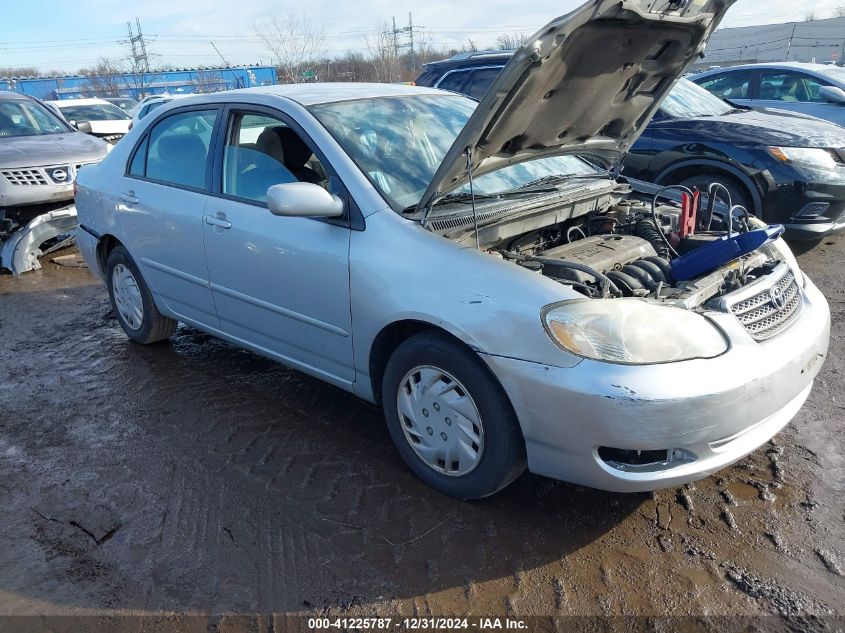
[349,210,583,401]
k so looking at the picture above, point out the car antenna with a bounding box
[465,146,481,250]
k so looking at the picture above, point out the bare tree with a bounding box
[256,12,326,83]
[805,11,817,21]
[80,58,125,97]
[836,7,845,17]
[0,66,41,77]
[191,70,226,93]
[364,21,401,83]
[495,32,527,50]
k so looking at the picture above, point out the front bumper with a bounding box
[761,164,845,239]
[0,182,74,208]
[482,278,830,492]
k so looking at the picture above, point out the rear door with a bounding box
[119,106,221,328]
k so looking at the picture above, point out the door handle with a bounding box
[204,214,232,229]
[120,192,139,205]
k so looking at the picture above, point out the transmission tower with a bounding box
[127,18,151,74]
[391,13,422,77]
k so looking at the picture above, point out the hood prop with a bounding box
[465,146,481,251]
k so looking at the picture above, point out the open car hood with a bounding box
[418,0,735,216]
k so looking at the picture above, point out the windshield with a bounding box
[660,78,735,118]
[310,94,603,210]
[0,100,69,137]
[57,103,131,122]
[816,67,845,85]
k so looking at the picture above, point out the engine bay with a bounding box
[468,183,792,312]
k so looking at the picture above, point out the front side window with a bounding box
[139,109,217,189]
[0,100,69,137]
[759,71,828,103]
[222,112,330,204]
[696,71,752,100]
[311,94,603,211]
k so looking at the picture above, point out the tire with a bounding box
[676,174,753,214]
[106,245,177,344]
[381,331,526,500]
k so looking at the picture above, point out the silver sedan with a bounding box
[74,0,830,499]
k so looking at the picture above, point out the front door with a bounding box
[201,108,354,388]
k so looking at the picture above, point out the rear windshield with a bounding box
[0,100,69,137]
[58,103,131,122]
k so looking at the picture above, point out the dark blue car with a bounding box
[416,54,845,239]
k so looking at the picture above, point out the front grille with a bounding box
[729,270,802,341]
[1,168,49,186]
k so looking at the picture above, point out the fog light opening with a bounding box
[598,447,696,473]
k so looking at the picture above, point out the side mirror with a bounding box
[74,120,93,134]
[819,85,845,104]
[267,182,344,218]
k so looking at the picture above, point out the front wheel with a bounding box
[381,331,526,499]
[106,245,177,344]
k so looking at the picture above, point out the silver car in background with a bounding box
[692,62,845,126]
[74,0,830,499]
[0,90,108,273]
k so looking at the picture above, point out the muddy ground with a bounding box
[0,238,843,627]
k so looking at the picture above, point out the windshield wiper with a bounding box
[509,172,610,191]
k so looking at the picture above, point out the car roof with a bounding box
[696,62,841,76]
[424,51,513,68]
[48,98,110,106]
[232,82,447,106]
[0,90,30,102]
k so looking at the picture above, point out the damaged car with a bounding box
[74,0,830,499]
[1,90,109,274]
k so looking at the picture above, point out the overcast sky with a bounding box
[2,0,845,73]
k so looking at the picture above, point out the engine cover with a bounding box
[540,235,657,273]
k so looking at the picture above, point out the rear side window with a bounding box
[134,110,218,190]
[467,67,503,99]
[436,70,471,95]
[696,71,752,100]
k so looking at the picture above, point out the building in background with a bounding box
[0,66,276,100]
[698,17,845,69]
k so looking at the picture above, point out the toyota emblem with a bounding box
[51,168,68,182]
[769,286,786,310]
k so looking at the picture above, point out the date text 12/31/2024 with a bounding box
[307,617,528,630]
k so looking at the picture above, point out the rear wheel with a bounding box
[106,245,177,344]
[381,331,526,499]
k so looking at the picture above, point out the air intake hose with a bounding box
[635,220,671,260]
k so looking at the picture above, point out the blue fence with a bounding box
[0,66,276,100]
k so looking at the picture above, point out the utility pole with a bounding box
[392,16,400,82]
[409,12,416,73]
[785,23,797,61]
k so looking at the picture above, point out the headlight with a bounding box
[767,147,841,172]
[542,299,728,365]
[765,236,805,288]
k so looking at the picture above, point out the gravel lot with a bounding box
[0,238,843,626]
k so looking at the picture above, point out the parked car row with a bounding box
[72,0,831,501]
[415,53,845,240]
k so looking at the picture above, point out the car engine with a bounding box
[472,184,794,313]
